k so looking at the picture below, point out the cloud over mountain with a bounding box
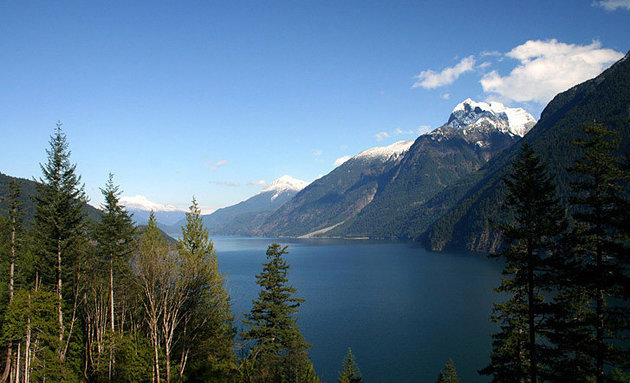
[481,39,623,104]
[413,56,475,89]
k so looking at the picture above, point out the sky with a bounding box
[1,0,629,213]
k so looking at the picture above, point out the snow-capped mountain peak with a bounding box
[261,175,309,201]
[120,195,184,212]
[354,140,414,161]
[448,98,536,137]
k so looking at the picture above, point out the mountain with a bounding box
[421,50,630,253]
[257,141,414,237]
[324,99,535,239]
[0,172,102,223]
[193,175,308,236]
[120,195,187,227]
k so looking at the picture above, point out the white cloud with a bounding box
[375,131,390,141]
[480,39,623,104]
[313,149,323,157]
[205,159,229,170]
[441,93,450,100]
[121,195,183,212]
[594,0,630,10]
[376,127,425,142]
[481,50,502,57]
[209,180,240,187]
[412,56,476,89]
[249,179,267,187]
[334,155,352,167]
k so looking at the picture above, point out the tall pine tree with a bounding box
[89,173,137,381]
[480,144,566,383]
[176,197,236,382]
[32,122,88,381]
[550,123,630,383]
[242,244,318,383]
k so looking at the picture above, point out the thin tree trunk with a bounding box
[153,332,161,383]
[109,258,114,382]
[1,215,18,383]
[24,299,31,383]
[13,344,19,383]
[1,348,12,383]
[110,258,115,332]
[57,239,64,358]
[527,242,537,383]
[596,237,604,383]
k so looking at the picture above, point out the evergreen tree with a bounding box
[338,347,362,383]
[242,244,318,383]
[32,122,88,380]
[176,197,236,382]
[89,173,137,381]
[436,359,459,383]
[550,123,630,383]
[480,144,566,383]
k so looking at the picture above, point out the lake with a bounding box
[212,236,502,383]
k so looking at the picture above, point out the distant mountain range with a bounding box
[5,51,627,254]
[191,175,308,236]
[187,49,628,254]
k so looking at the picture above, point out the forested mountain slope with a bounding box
[422,50,630,253]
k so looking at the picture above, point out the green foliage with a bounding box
[94,173,136,272]
[177,198,237,382]
[338,347,362,383]
[436,359,459,383]
[481,145,566,382]
[547,123,630,382]
[241,244,318,383]
[33,122,89,290]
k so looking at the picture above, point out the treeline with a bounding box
[480,123,630,382]
[0,124,319,382]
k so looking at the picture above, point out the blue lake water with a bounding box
[212,236,502,383]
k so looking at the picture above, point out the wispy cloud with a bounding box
[480,39,623,104]
[249,179,267,187]
[441,93,450,100]
[209,180,240,187]
[313,149,323,157]
[593,0,630,10]
[412,55,476,89]
[334,155,352,167]
[376,126,427,141]
[205,159,229,170]
[375,131,390,141]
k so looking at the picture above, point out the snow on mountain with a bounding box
[121,195,184,212]
[354,140,414,161]
[448,98,536,137]
[260,175,309,201]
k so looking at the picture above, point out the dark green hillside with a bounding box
[259,150,407,237]
[423,51,630,253]
[329,129,517,238]
[0,171,102,223]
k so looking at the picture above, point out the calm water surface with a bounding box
[212,236,502,383]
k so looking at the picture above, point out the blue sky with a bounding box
[1,1,629,213]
